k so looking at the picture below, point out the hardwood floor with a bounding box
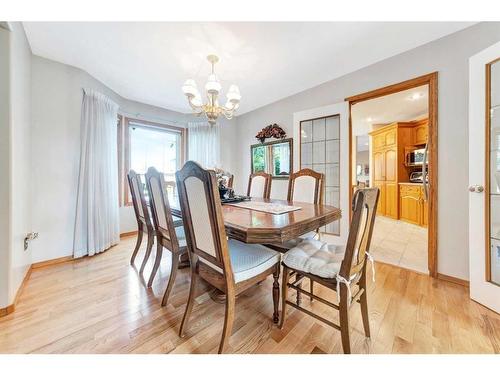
[0,236,499,354]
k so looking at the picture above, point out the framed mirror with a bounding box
[251,138,293,179]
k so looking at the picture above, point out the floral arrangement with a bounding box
[255,123,287,143]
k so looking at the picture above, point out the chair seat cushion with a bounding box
[200,239,280,283]
[299,231,318,240]
[282,239,344,279]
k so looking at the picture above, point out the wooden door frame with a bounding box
[345,72,438,277]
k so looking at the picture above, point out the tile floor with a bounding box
[369,216,428,274]
[321,215,428,274]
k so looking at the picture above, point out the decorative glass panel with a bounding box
[488,59,500,285]
[301,115,340,235]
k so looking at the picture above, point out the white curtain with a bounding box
[188,122,220,168]
[74,89,120,258]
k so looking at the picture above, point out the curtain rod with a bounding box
[118,109,188,127]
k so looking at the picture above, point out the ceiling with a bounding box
[351,85,429,136]
[23,22,473,115]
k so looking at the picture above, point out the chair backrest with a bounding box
[287,168,324,204]
[227,174,234,189]
[145,167,180,250]
[127,170,151,229]
[247,172,272,199]
[339,188,379,280]
[176,161,234,281]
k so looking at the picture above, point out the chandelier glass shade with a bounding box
[182,55,241,125]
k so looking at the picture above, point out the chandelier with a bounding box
[182,55,241,125]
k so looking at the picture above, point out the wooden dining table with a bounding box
[168,195,342,245]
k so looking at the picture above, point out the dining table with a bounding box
[166,192,342,302]
[167,193,341,246]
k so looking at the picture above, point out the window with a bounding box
[122,118,185,205]
[250,138,292,178]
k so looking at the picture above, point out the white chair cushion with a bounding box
[299,231,317,240]
[200,239,280,283]
[282,239,344,279]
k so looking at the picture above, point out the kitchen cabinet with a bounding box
[373,181,386,216]
[399,184,428,227]
[413,119,428,145]
[369,122,415,219]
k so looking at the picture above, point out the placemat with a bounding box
[225,200,301,214]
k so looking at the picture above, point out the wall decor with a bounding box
[255,123,287,143]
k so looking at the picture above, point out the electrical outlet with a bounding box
[24,232,38,251]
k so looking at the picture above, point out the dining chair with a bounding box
[227,173,234,189]
[268,168,325,300]
[127,170,155,273]
[145,167,188,305]
[279,188,379,354]
[287,168,324,206]
[176,161,281,354]
[247,172,272,199]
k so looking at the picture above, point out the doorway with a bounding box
[346,73,438,276]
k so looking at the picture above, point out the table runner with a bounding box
[225,200,302,214]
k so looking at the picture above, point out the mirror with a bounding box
[251,138,292,179]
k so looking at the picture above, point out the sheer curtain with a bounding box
[73,89,120,258]
[188,122,221,168]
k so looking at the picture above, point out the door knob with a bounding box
[469,185,484,193]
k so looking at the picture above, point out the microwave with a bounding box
[406,148,427,166]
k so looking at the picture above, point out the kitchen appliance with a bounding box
[409,171,428,183]
[406,147,427,166]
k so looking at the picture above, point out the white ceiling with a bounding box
[23,22,473,115]
[351,85,429,136]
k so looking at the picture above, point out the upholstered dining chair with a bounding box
[247,172,272,199]
[227,173,234,189]
[279,188,379,354]
[145,167,188,305]
[287,167,324,207]
[176,161,281,354]
[267,168,325,300]
[127,170,155,273]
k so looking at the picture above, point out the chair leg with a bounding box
[218,289,235,354]
[359,276,371,338]
[130,226,143,265]
[147,240,163,287]
[272,265,280,324]
[339,283,351,354]
[296,274,303,306]
[310,280,314,301]
[179,269,198,338]
[139,231,154,275]
[161,251,179,307]
[279,266,290,329]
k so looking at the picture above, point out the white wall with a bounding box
[9,22,32,302]
[0,26,11,308]
[30,56,195,262]
[233,22,500,280]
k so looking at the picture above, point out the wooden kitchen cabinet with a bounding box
[413,119,428,145]
[399,184,428,227]
[369,122,415,219]
[373,181,386,216]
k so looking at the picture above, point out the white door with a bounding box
[469,40,500,313]
[293,101,350,246]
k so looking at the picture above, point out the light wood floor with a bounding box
[0,236,499,354]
